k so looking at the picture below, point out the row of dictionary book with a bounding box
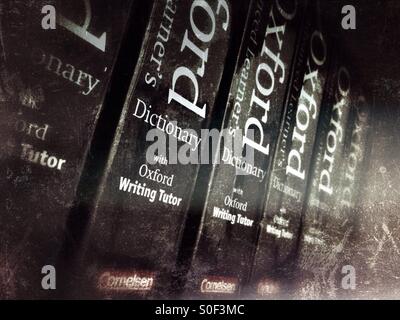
[0,0,389,299]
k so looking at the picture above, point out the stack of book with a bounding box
[0,0,382,299]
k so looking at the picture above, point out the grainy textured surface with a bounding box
[186,0,304,298]
[0,0,131,299]
[81,0,245,299]
[249,1,329,298]
[294,0,400,299]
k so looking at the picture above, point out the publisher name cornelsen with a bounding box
[98,271,154,291]
[200,278,237,294]
[257,280,279,296]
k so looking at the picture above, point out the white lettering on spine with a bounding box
[168,0,229,118]
[243,2,297,156]
[286,31,327,180]
[58,0,107,52]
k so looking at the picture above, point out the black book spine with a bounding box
[294,53,355,298]
[249,0,330,298]
[185,0,305,298]
[80,0,244,299]
[337,93,371,298]
[0,0,133,298]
